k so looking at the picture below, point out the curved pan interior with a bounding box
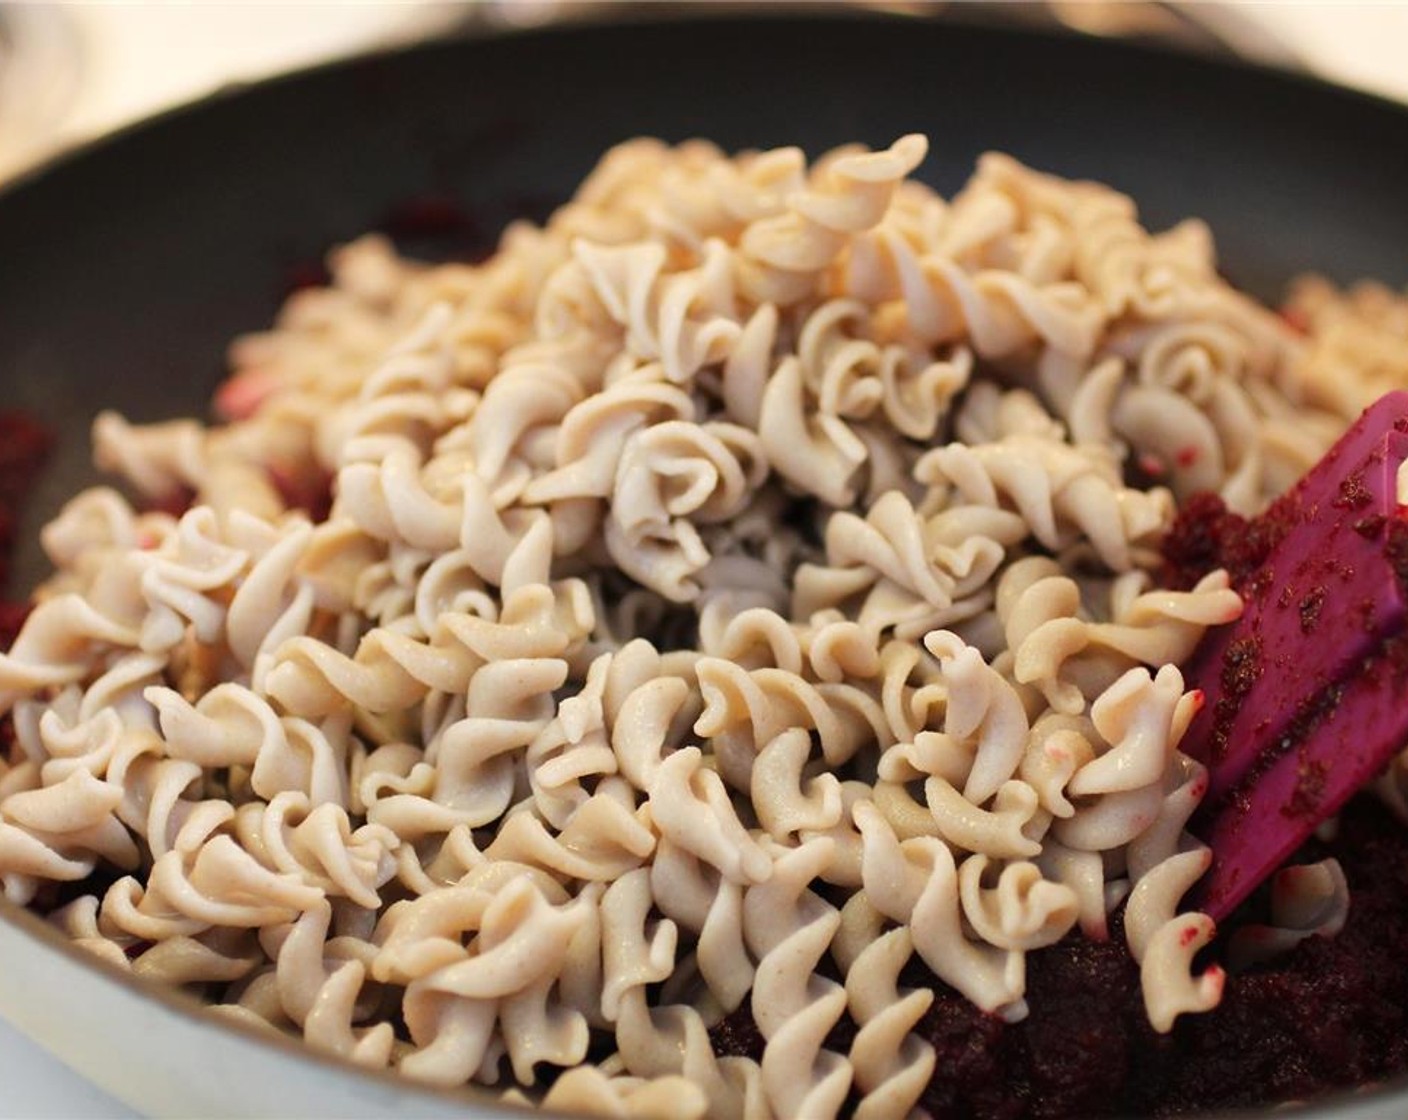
[1,11,1407,1118]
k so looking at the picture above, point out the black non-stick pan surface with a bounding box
[1,11,1408,1118]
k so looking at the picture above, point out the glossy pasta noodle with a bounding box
[0,134,1386,1118]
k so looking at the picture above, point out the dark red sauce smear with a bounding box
[0,411,50,761]
[0,410,53,603]
[268,464,333,524]
[711,798,1408,1118]
[1160,491,1294,594]
[1334,468,1374,512]
[1299,585,1327,635]
[1210,635,1261,767]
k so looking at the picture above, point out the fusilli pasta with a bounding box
[3,133,1393,1120]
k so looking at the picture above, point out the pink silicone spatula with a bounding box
[1179,390,1408,921]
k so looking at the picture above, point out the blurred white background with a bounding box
[4,2,1408,182]
[1,2,1407,1116]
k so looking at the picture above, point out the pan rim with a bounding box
[6,4,1408,209]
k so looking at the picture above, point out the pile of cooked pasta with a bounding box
[0,133,1392,1118]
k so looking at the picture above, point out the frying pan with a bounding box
[2,11,1408,1118]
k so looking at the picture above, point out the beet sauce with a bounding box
[0,410,52,605]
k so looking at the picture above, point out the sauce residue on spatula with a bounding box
[1171,391,1408,920]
